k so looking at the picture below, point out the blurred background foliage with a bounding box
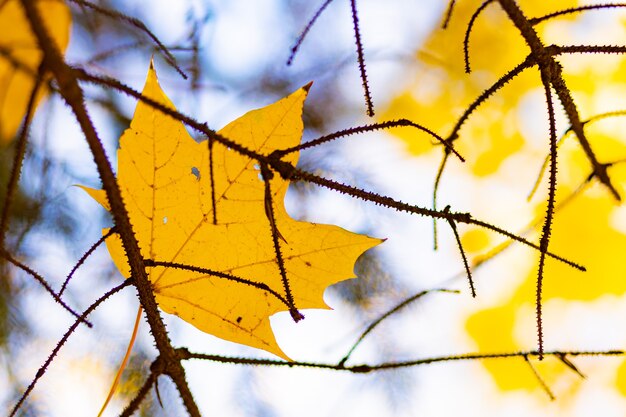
[381,0,626,402]
[2,0,626,415]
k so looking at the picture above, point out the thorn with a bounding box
[155,377,164,409]
[557,353,585,379]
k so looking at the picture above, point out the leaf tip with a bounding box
[75,185,110,211]
[147,59,158,84]
[302,81,313,93]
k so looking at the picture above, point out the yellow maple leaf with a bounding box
[86,63,381,360]
[0,0,71,143]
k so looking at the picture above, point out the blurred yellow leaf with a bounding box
[616,359,626,396]
[0,0,71,143]
[87,64,381,359]
[467,187,626,392]
[460,228,490,253]
[381,0,578,176]
[379,0,626,399]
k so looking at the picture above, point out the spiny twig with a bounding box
[289,167,584,270]
[497,0,621,200]
[287,0,336,65]
[143,259,290,307]
[67,0,187,79]
[9,281,131,417]
[261,164,303,322]
[443,205,475,297]
[441,0,457,28]
[533,74,559,359]
[464,0,494,73]
[278,118,464,162]
[0,65,44,248]
[179,349,624,373]
[0,248,91,325]
[119,369,158,417]
[58,227,117,297]
[527,109,626,201]
[530,3,626,25]
[446,54,535,143]
[20,3,200,415]
[524,354,555,400]
[338,289,459,366]
[350,0,374,116]
[550,44,626,56]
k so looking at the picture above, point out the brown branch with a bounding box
[523,354,555,400]
[446,54,535,142]
[277,118,464,162]
[143,259,290,307]
[74,68,267,165]
[0,65,44,248]
[551,44,626,55]
[67,0,187,79]
[74,69,469,221]
[59,227,117,297]
[119,367,159,417]
[180,349,624,373]
[287,0,336,65]
[443,205,475,297]
[0,248,91,325]
[350,0,374,116]
[9,280,131,417]
[441,0,458,28]
[288,165,584,270]
[530,3,626,25]
[261,164,303,322]
[464,0,495,73]
[338,289,459,366]
[534,76,558,359]
[19,2,200,415]
[496,0,621,200]
[74,63,584,271]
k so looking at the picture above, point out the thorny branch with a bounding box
[5,0,626,415]
[117,347,620,410]
[179,349,623,374]
[0,65,43,247]
[18,1,200,416]
[439,0,626,358]
[73,67,585,270]
[9,280,131,417]
[67,0,187,79]
[496,0,621,200]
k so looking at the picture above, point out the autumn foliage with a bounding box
[2,0,626,416]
